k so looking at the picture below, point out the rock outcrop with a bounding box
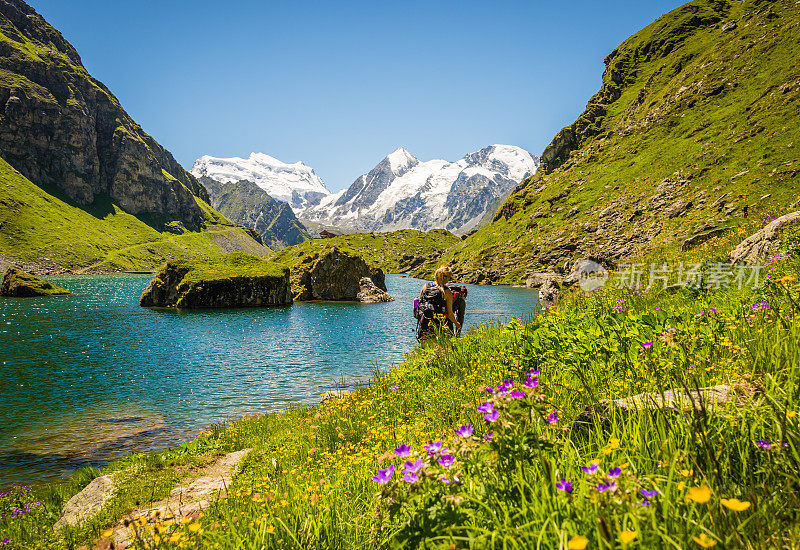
[357,277,394,303]
[290,246,389,302]
[140,253,292,308]
[0,267,69,296]
[0,0,208,225]
[730,211,800,264]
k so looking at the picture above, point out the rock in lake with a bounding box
[140,253,292,308]
[0,267,70,296]
[291,246,390,302]
[357,277,394,303]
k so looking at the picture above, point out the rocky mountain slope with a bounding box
[429,0,800,285]
[0,0,268,272]
[201,177,311,250]
[191,152,331,211]
[301,145,539,235]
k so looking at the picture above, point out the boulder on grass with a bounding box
[0,267,70,297]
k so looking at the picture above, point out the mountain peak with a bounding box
[386,147,418,172]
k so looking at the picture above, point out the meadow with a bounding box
[3,251,799,549]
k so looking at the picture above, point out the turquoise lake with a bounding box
[0,273,539,486]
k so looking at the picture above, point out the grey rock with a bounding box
[54,475,115,530]
[730,210,800,263]
[357,277,394,303]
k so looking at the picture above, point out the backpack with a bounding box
[414,283,447,340]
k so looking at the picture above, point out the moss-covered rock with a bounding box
[275,245,388,301]
[140,253,291,308]
[0,267,69,296]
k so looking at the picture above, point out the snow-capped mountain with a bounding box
[191,152,331,210]
[301,145,539,234]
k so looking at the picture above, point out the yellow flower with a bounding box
[788,411,797,419]
[678,481,686,491]
[692,533,717,547]
[680,469,693,477]
[180,516,192,525]
[619,530,637,544]
[266,525,276,534]
[188,522,202,533]
[609,438,620,449]
[688,485,712,504]
[568,535,589,550]
[720,498,751,511]
[101,529,114,538]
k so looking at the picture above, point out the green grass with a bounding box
[171,253,288,286]
[272,229,460,274]
[0,157,271,272]
[435,0,800,284]
[7,250,800,549]
[0,268,69,296]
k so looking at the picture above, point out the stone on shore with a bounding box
[357,277,394,303]
[0,267,70,297]
[140,253,292,308]
[290,246,390,302]
[54,475,115,530]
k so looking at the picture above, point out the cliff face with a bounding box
[201,177,312,250]
[437,0,800,284]
[0,0,208,225]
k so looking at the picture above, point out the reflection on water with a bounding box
[0,273,539,485]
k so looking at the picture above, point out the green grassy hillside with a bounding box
[437,0,800,284]
[271,229,461,274]
[0,157,271,273]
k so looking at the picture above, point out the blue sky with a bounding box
[31,0,685,192]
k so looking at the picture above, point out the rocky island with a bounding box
[0,267,70,296]
[140,253,292,308]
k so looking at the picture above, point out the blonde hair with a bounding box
[434,266,453,290]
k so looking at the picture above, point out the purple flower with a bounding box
[389,385,399,390]
[523,376,539,389]
[477,401,494,414]
[485,432,494,441]
[608,467,621,478]
[0,538,8,546]
[509,391,525,399]
[582,464,599,475]
[640,489,659,498]
[709,308,717,313]
[424,441,443,454]
[484,409,500,422]
[641,342,653,349]
[486,386,494,394]
[637,499,651,507]
[595,481,617,493]
[441,477,451,484]
[696,312,704,317]
[556,478,573,493]
[394,444,411,457]
[545,409,558,424]
[503,378,514,389]
[528,368,541,377]
[403,472,419,483]
[746,316,756,321]
[438,454,454,467]
[756,440,771,450]
[403,459,424,473]
[456,424,473,438]
[372,464,394,484]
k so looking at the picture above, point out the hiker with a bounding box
[414,266,462,340]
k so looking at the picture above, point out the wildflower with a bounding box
[637,499,651,507]
[403,459,424,474]
[608,438,620,449]
[484,409,500,422]
[0,539,8,546]
[455,424,473,438]
[394,444,411,457]
[687,485,712,504]
[266,525,275,534]
[755,440,770,450]
[389,385,399,390]
[696,311,704,317]
[545,409,558,423]
[619,530,637,544]
[556,478,573,493]
[528,368,541,377]
[438,454,454,468]
[509,391,525,399]
[582,464,599,474]
[595,482,616,493]
[188,522,202,533]
[608,467,621,478]
[523,376,539,389]
[640,489,659,498]
[692,533,717,547]
[477,402,494,414]
[424,441,443,454]
[484,432,494,441]
[709,308,717,312]
[372,465,395,484]
[441,477,451,484]
[720,498,751,511]
[402,472,419,484]
[567,535,589,550]
[641,342,653,349]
